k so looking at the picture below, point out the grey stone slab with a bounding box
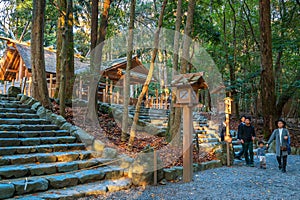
[56,152,79,162]
[0,131,18,138]
[0,147,16,155]
[0,183,15,199]
[36,145,54,153]
[9,154,37,165]
[21,138,41,146]
[13,178,48,195]
[106,178,132,192]
[103,166,124,180]
[0,138,21,146]
[29,163,57,176]
[53,144,68,152]
[57,162,78,173]
[0,125,19,131]
[0,165,29,178]
[54,130,70,136]
[67,143,86,151]
[78,151,92,160]
[47,174,79,189]
[77,159,99,169]
[75,169,105,183]
[36,154,57,163]
[19,125,43,131]
[40,137,58,144]
[16,146,36,154]
[42,125,59,131]
[57,136,76,143]
[0,157,10,166]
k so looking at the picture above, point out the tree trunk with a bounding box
[121,0,135,142]
[59,0,72,117]
[181,0,196,74]
[128,0,168,149]
[31,0,51,108]
[167,0,182,144]
[65,0,74,101]
[87,0,112,121]
[54,0,66,98]
[259,0,276,137]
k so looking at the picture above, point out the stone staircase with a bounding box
[0,95,131,199]
[108,102,221,153]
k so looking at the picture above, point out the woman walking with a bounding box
[266,119,290,173]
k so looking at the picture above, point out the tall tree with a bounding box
[87,0,112,121]
[167,0,182,144]
[31,0,51,108]
[59,0,73,117]
[128,0,168,150]
[121,0,136,142]
[55,0,74,102]
[65,0,74,100]
[259,0,276,136]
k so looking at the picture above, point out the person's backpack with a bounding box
[287,135,291,155]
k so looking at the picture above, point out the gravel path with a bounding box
[80,154,300,200]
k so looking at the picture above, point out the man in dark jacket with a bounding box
[238,116,256,166]
[235,115,246,160]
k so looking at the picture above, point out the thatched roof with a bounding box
[16,43,89,74]
[171,72,208,92]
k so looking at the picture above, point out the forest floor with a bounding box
[79,154,300,200]
[52,101,216,168]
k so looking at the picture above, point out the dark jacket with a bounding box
[238,124,255,142]
[237,122,245,139]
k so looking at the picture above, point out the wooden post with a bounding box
[18,59,24,82]
[79,76,83,99]
[49,74,53,97]
[110,80,113,104]
[3,81,7,94]
[146,90,149,108]
[165,92,169,109]
[117,91,120,104]
[12,80,15,86]
[155,89,158,109]
[183,105,193,182]
[28,77,32,96]
[150,96,154,108]
[105,76,109,102]
[225,113,231,166]
[153,149,157,186]
[160,94,163,109]
[102,89,106,102]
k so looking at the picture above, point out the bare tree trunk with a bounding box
[128,0,168,149]
[181,0,196,74]
[167,0,182,143]
[59,0,72,117]
[65,0,74,101]
[54,0,66,98]
[87,0,112,121]
[31,0,51,108]
[121,0,135,142]
[259,0,276,137]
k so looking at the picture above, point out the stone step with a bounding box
[0,130,70,138]
[0,165,126,198]
[8,177,131,199]
[0,113,40,119]
[0,150,93,166]
[198,138,219,143]
[0,157,112,179]
[0,97,17,101]
[0,103,31,109]
[0,124,60,131]
[0,136,77,147]
[0,108,36,114]
[0,143,86,155]
[0,118,51,125]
